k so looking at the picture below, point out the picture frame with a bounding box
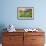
[17,7,34,20]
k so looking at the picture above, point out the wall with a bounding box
[0,0,46,30]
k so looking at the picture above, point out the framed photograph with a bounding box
[17,7,34,20]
